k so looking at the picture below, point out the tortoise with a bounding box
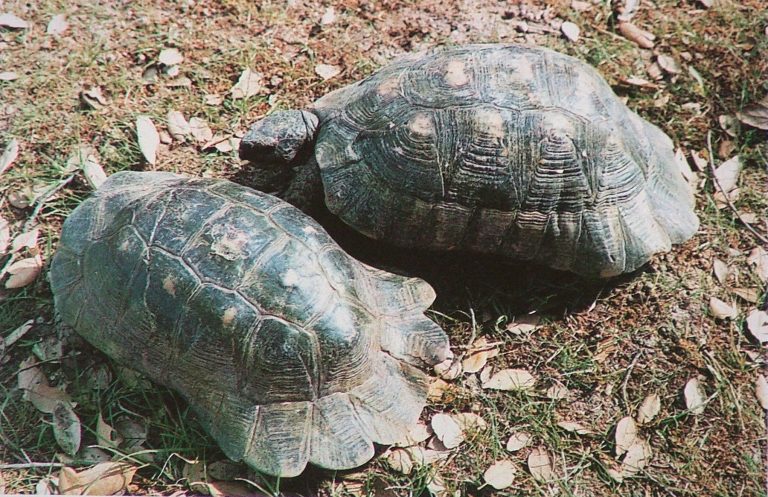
[239,43,698,278]
[49,171,450,477]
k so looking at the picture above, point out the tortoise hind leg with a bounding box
[379,315,451,368]
[345,354,430,445]
[356,263,450,367]
[308,393,374,470]
[241,402,312,478]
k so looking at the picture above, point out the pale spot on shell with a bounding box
[210,226,248,261]
[515,58,535,81]
[302,225,318,234]
[475,109,505,138]
[377,77,400,98]
[222,307,237,327]
[445,60,470,87]
[408,113,433,136]
[162,276,176,296]
[543,113,576,136]
[282,269,299,287]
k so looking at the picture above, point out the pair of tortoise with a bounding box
[50,44,697,477]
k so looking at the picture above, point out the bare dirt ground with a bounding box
[1,0,767,495]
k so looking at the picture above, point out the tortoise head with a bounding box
[239,110,319,167]
[239,110,322,210]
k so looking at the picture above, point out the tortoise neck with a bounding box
[283,156,324,214]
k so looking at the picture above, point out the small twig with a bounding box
[621,351,643,410]
[706,131,768,245]
[3,319,34,349]
[0,462,64,470]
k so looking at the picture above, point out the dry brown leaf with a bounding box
[158,48,184,66]
[636,394,661,424]
[434,356,462,380]
[189,117,214,143]
[27,383,72,414]
[453,412,487,433]
[684,377,706,415]
[546,384,569,400]
[756,375,768,410]
[230,68,265,99]
[5,256,43,288]
[53,401,81,456]
[0,138,19,176]
[746,309,768,343]
[712,258,729,285]
[718,115,739,137]
[714,155,741,193]
[315,63,341,81]
[97,413,121,448]
[656,54,681,74]
[620,441,651,477]
[709,296,737,320]
[718,139,735,159]
[35,478,54,495]
[690,150,708,171]
[58,462,137,495]
[731,287,760,303]
[425,473,448,497]
[182,460,210,494]
[68,146,107,189]
[385,448,414,475]
[11,228,39,252]
[505,432,531,452]
[462,337,498,373]
[484,460,516,490]
[394,422,432,447]
[561,21,580,42]
[747,247,768,282]
[46,14,68,35]
[428,378,449,401]
[406,445,449,466]
[136,116,160,165]
[615,416,637,457]
[621,76,656,88]
[528,448,555,483]
[115,416,147,451]
[482,368,535,391]
[79,87,109,110]
[617,22,654,48]
[431,413,464,449]
[646,62,663,81]
[479,365,493,384]
[17,356,45,390]
[0,13,29,29]
[167,110,192,141]
[505,314,541,334]
[557,421,592,435]
[675,148,696,186]
[737,95,768,130]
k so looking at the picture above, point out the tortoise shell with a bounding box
[49,171,450,477]
[310,44,698,277]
